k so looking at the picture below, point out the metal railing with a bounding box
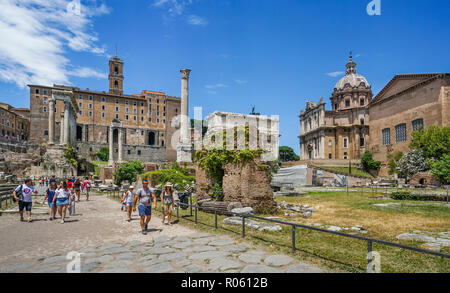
[171,194,450,273]
[0,185,18,209]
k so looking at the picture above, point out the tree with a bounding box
[279,146,300,162]
[361,151,381,172]
[387,151,403,175]
[409,125,450,160]
[97,147,109,162]
[113,160,144,185]
[397,150,430,181]
[430,154,450,184]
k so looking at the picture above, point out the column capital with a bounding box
[180,69,191,80]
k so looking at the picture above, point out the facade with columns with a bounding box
[28,55,181,164]
[299,55,371,160]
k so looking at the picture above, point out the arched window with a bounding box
[114,67,118,75]
[114,81,119,89]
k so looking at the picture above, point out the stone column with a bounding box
[108,126,114,166]
[118,128,123,163]
[60,114,64,145]
[48,98,55,144]
[64,102,70,145]
[180,69,191,143]
[177,69,192,163]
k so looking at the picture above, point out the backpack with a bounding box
[13,184,23,202]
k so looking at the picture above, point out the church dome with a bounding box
[334,55,370,91]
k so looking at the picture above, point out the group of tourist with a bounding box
[12,176,92,224]
[120,179,175,235]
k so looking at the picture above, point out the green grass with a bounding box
[105,191,450,273]
[321,166,373,178]
[91,161,108,176]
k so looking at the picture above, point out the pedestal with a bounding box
[177,143,192,163]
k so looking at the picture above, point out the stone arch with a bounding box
[76,125,82,141]
[148,132,155,145]
[113,128,118,144]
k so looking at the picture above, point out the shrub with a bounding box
[397,150,430,180]
[361,151,381,172]
[141,168,195,190]
[430,154,450,184]
[97,147,109,162]
[114,160,144,185]
[391,191,446,202]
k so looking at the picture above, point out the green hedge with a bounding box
[390,191,446,202]
[142,168,195,189]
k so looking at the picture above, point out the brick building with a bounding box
[369,73,450,176]
[299,54,371,160]
[0,102,30,141]
[28,55,181,163]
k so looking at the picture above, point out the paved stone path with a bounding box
[0,193,324,273]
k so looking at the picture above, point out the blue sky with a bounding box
[0,0,449,153]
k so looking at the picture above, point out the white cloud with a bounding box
[0,0,110,88]
[234,79,247,85]
[205,83,228,89]
[326,71,345,77]
[68,67,106,79]
[152,0,207,26]
[187,15,207,26]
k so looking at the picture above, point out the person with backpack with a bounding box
[43,181,58,220]
[133,179,156,235]
[73,178,81,202]
[81,177,91,201]
[12,178,38,222]
[52,181,73,224]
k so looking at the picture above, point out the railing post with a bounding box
[190,194,193,216]
[176,204,179,220]
[367,240,373,273]
[194,205,197,224]
[292,225,296,253]
[242,216,245,238]
[214,210,217,230]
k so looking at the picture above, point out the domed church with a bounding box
[299,54,372,160]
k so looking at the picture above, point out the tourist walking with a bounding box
[120,187,126,211]
[81,177,91,201]
[123,186,135,222]
[12,178,38,222]
[68,185,76,216]
[49,175,56,184]
[133,179,156,235]
[52,181,72,224]
[161,182,175,226]
[43,181,58,220]
[74,178,81,202]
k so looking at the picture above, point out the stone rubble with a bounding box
[277,201,314,218]
[223,217,282,232]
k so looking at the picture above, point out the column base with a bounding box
[176,143,192,163]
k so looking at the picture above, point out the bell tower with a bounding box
[109,54,124,95]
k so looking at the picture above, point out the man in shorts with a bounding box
[13,178,38,222]
[133,180,156,235]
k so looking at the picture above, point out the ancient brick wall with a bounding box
[222,161,276,213]
[194,165,214,200]
[410,172,440,186]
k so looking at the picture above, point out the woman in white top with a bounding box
[52,181,73,224]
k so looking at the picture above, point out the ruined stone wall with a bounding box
[194,165,214,200]
[222,161,276,213]
[410,172,440,186]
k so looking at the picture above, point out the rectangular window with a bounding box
[126,115,129,120]
[89,95,93,100]
[412,119,424,131]
[126,100,129,105]
[102,113,105,118]
[133,116,136,121]
[343,138,348,148]
[395,124,407,142]
[35,89,40,94]
[89,104,92,109]
[149,117,152,122]
[79,111,83,115]
[115,107,119,112]
[115,99,119,104]
[343,152,348,160]
[345,100,350,107]
[328,140,332,147]
[102,105,105,110]
[134,101,137,106]
[157,118,160,123]
[89,111,93,117]
[78,94,83,99]
[126,108,129,113]
[43,106,47,112]
[360,99,364,106]
[137,150,141,156]
[43,90,47,95]
[102,97,106,102]
[115,114,119,119]
[141,102,144,107]
[360,137,365,147]
[133,109,137,114]
[141,117,144,122]
[382,128,390,145]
